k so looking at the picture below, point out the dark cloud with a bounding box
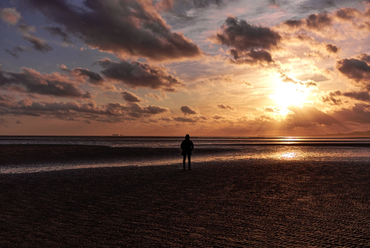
[321,95,343,105]
[97,58,184,91]
[279,71,318,87]
[180,106,198,115]
[5,24,52,56]
[124,103,169,118]
[343,91,370,101]
[305,12,332,30]
[283,19,304,29]
[326,43,339,53]
[358,54,370,63]
[214,16,282,51]
[334,7,361,21]
[336,54,370,88]
[5,45,26,58]
[217,104,236,111]
[22,33,53,53]
[229,49,274,65]
[322,90,343,105]
[212,16,281,65]
[322,89,370,104]
[72,68,104,85]
[104,102,168,118]
[282,12,333,33]
[25,0,201,61]
[121,91,141,103]
[0,67,91,98]
[18,24,36,33]
[172,116,197,122]
[268,0,279,7]
[332,103,370,124]
[280,7,370,37]
[287,105,339,127]
[60,65,104,85]
[159,0,226,10]
[0,98,169,122]
[44,26,72,45]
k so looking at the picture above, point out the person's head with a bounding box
[185,134,190,140]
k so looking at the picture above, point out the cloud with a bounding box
[156,0,233,18]
[117,103,169,118]
[336,54,370,89]
[326,43,339,54]
[229,49,274,65]
[44,26,72,45]
[25,0,201,61]
[22,34,52,53]
[211,16,281,65]
[213,16,282,51]
[60,65,104,86]
[157,0,227,11]
[18,24,36,33]
[121,91,142,103]
[321,90,343,105]
[279,7,370,38]
[332,103,370,124]
[0,97,169,122]
[15,24,53,54]
[323,89,370,103]
[342,91,370,101]
[279,70,318,87]
[286,105,339,127]
[0,67,91,98]
[217,104,236,111]
[180,105,198,115]
[146,92,163,100]
[280,12,333,34]
[172,116,197,122]
[97,58,184,91]
[5,45,27,58]
[0,7,21,25]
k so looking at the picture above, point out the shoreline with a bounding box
[1,159,370,246]
[0,144,237,166]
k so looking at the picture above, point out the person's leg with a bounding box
[183,155,186,170]
[188,154,191,170]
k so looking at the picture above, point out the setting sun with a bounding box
[269,82,308,113]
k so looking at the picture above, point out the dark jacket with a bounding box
[181,140,194,155]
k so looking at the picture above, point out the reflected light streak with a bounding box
[281,152,298,159]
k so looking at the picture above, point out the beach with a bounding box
[1,145,370,247]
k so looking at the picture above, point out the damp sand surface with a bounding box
[1,145,370,246]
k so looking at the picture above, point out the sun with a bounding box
[269,82,309,114]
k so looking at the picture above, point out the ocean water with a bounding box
[1,136,370,174]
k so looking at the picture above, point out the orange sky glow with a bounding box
[1,0,370,136]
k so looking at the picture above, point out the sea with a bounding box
[1,136,370,174]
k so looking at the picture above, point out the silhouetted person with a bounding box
[181,134,194,170]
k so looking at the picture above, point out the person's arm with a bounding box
[190,141,194,151]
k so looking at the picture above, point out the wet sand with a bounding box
[1,146,370,246]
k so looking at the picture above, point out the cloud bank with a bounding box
[26,0,201,61]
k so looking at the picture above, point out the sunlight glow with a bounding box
[269,82,309,115]
[281,152,297,159]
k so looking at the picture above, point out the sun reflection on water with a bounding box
[271,147,306,160]
[280,152,298,159]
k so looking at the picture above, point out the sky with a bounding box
[1,0,370,136]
